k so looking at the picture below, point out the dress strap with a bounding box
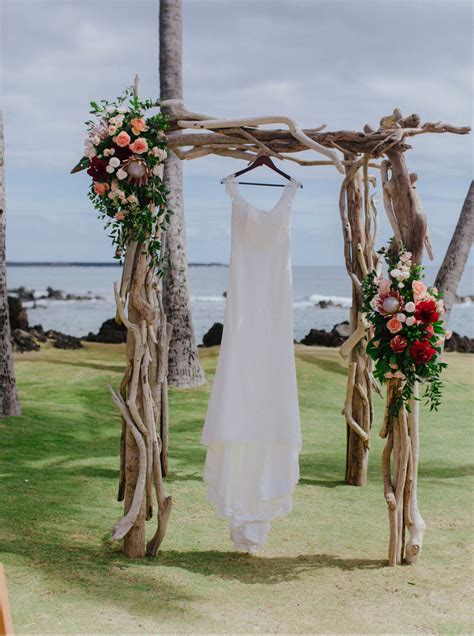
[222,177,241,203]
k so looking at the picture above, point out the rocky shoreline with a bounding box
[200,321,474,354]
[7,295,474,354]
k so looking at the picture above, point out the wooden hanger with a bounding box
[221,154,303,188]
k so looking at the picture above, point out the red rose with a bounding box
[424,324,435,338]
[409,339,436,364]
[414,300,439,324]
[390,335,408,353]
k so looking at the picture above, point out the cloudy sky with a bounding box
[1,0,472,265]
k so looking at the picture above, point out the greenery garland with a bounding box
[362,239,449,415]
[72,87,172,273]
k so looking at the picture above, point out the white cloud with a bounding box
[1,0,472,264]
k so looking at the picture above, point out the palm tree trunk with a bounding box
[0,113,20,417]
[434,181,473,324]
[159,0,205,388]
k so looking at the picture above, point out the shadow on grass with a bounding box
[150,550,386,583]
[44,357,125,374]
[295,352,347,377]
[298,477,345,488]
[1,539,200,620]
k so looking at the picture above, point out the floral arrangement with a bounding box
[72,87,171,270]
[362,240,449,414]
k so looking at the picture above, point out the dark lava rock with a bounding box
[332,321,351,338]
[202,322,223,347]
[300,321,350,347]
[45,330,83,350]
[444,331,474,354]
[84,318,127,344]
[8,286,35,302]
[46,286,64,300]
[29,324,47,343]
[11,329,40,353]
[315,300,335,309]
[8,296,29,330]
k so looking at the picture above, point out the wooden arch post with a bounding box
[379,147,430,565]
[110,76,172,558]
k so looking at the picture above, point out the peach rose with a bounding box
[93,182,109,195]
[116,131,131,147]
[129,138,148,154]
[387,317,403,334]
[412,280,427,297]
[130,118,147,135]
[114,211,126,221]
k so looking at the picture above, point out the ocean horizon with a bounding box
[7,263,474,342]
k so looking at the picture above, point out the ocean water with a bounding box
[7,264,474,342]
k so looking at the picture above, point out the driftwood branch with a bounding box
[165,102,469,164]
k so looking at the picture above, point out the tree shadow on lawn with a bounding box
[44,357,125,375]
[150,550,386,583]
[1,540,200,623]
[295,352,347,377]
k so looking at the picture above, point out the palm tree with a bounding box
[435,181,473,324]
[0,112,20,417]
[159,0,205,388]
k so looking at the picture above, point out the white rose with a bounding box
[405,301,415,313]
[390,268,402,279]
[406,316,416,326]
[109,157,120,168]
[84,145,96,158]
[91,135,101,146]
[398,282,404,288]
[106,105,116,114]
[106,165,115,174]
[117,106,127,114]
[151,147,167,161]
[400,271,410,280]
[396,313,406,322]
[152,164,162,176]
[116,168,128,180]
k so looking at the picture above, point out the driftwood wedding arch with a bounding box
[113,75,469,564]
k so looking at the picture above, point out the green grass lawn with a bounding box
[1,343,472,635]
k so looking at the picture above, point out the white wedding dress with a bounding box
[201,176,302,554]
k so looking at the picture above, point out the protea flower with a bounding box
[375,290,404,316]
[121,157,150,187]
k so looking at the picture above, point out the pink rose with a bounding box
[412,280,427,297]
[114,211,126,221]
[116,131,131,147]
[130,118,147,135]
[387,317,403,334]
[377,278,392,294]
[129,138,148,154]
[93,182,109,196]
